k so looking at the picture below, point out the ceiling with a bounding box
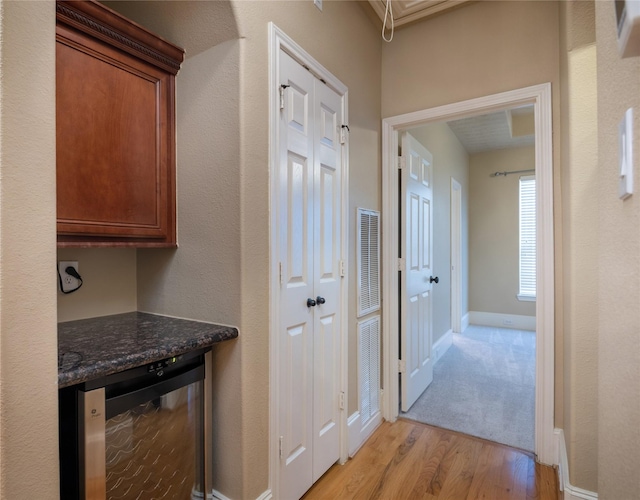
[445,106,535,154]
[367,0,472,28]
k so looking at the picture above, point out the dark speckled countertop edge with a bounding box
[58,312,238,388]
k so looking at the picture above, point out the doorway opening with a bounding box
[398,107,537,452]
[381,84,555,465]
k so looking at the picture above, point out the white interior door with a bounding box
[277,50,342,500]
[311,79,342,482]
[400,132,434,412]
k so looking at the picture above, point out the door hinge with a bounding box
[398,359,406,373]
[279,435,284,459]
[279,84,290,110]
[339,391,345,410]
[397,258,405,272]
[398,156,405,169]
[279,262,283,286]
[340,124,349,145]
[339,260,346,277]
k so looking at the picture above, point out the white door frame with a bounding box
[450,177,462,334]
[268,23,350,499]
[381,83,556,466]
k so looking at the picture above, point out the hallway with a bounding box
[302,419,558,500]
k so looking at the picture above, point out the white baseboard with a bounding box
[556,428,598,500]
[433,329,453,363]
[209,488,272,500]
[347,411,362,457]
[461,312,470,332]
[468,311,535,331]
[347,412,361,456]
[347,409,382,457]
[209,489,230,500]
[210,484,301,499]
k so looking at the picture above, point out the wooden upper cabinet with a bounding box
[56,0,184,247]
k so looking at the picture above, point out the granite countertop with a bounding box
[58,312,238,388]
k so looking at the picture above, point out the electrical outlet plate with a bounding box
[314,0,322,11]
[58,261,80,293]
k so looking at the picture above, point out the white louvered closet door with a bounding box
[277,50,342,500]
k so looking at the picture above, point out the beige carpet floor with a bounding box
[401,324,535,451]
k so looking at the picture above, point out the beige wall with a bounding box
[9,1,636,498]
[381,0,563,415]
[595,2,640,498]
[381,1,561,118]
[234,4,381,496]
[98,1,381,498]
[468,147,536,318]
[102,2,245,496]
[57,249,137,322]
[559,0,598,492]
[0,0,59,497]
[409,123,469,343]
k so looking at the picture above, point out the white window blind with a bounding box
[357,208,380,317]
[519,175,536,300]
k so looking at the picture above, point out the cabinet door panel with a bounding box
[57,40,166,232]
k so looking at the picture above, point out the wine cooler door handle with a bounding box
[104,364,204,420]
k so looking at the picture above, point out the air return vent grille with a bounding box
[357,208,380,317]
[359,316,380,424]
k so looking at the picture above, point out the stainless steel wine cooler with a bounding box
[60,349,208,500]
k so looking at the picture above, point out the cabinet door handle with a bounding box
[307,298,317,307]
[316,296,326,305]
[430,276,439,284]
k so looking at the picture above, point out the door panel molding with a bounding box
[381,83,556,466]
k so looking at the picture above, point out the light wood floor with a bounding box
[302,419,559,500]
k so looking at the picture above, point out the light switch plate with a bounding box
[314,0,322,11]
[619,107,633,200]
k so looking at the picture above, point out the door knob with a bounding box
[316,296,326,305]
[430,276,439,284]
[307,298,317,307]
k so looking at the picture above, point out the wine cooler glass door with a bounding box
[105,380,204,500]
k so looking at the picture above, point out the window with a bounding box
[518,175,536,301]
